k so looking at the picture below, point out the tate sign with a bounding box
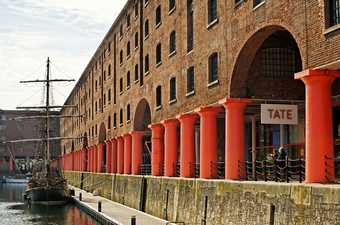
[261,104,298,125]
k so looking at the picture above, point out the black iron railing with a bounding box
[325,156,340,183]
[140,164,151,175]
[243,158,305,183]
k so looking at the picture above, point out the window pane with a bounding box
[209,53,218,83]
[208,0,217,23]
[187,66,195,93]
[261,48,299,79]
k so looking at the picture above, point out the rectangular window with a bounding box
[187,0,194,52]
[120,78,123,93]
[145,55,150,73]
[208,53,218,84]
[169,77,176,101]
[208,0,218,24]
[187,66,195,94]
[253,0,265,8]
[113,113,117,128]
[330,0,340,26]
[262,48,299,79]
[169,0,176,11]
[156,86,162,107]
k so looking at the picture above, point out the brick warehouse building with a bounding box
[0,110,60,175]
[61,0,340,184]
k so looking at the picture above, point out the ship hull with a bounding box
[25,186,70,206]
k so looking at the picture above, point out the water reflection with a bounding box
[0,184,99,225]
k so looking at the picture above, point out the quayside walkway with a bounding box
[71,186,171,225]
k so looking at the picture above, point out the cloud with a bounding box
[0,0,127,109]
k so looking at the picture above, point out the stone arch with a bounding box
[229,25,305,99]
[133,98,152,131]
[98,122,107,171]
[133,98,152,166]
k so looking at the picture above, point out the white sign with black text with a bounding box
[261,104,298,125]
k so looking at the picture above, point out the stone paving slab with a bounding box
[71,186,171,225]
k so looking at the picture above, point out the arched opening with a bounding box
[134,99,152,173]
[230,26,305,182]
[98,123,107,172]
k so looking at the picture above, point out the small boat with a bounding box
[5,178,29,184]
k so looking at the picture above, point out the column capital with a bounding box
[148,123,164,131]
[161,118,179,126]
[176,113,198,121]
[105,139,112,144]
[116,136,124,141]
[194,106,223,115]
[295,69,340,82]
[110,138,117,143]
[130,131,145,136]
[123,133,132,138]
[219,98,252,106]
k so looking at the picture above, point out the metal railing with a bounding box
[243,157,305,182]
[325,155,340,183]
[140,164,151,175]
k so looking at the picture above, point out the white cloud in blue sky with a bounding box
[0,0,127,109]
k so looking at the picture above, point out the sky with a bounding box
[0,0,127,110]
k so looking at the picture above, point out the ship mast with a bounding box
[46,57,51,169]
[16,57,76,175]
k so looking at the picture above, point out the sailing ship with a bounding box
[4,58,78,205]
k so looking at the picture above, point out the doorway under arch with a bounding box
[134,99,152,173]
[98,122,107,172]
[229,26,306,181]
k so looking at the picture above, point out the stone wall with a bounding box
[64,171,340,225]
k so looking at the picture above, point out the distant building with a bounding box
[0,110,60,175]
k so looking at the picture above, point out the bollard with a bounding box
[79,193,82,201]
[98,201,102,212]
[131,216,136,225]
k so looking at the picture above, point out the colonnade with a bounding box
[61,69,340,183]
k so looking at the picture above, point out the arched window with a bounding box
[208,0,218,24]
[169,0,176,11]
[145,54,150,73]
[169,77,176,102]
[145,20,149,37]
[120,109,123,125]
[108,64,111,76]
[169,31,176,54]
[156,86,162,108]
[156,43,162,65]
[208,52,218,83]
[156,5,162,26]
[127,104,131,121]
[127,41,131,57]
